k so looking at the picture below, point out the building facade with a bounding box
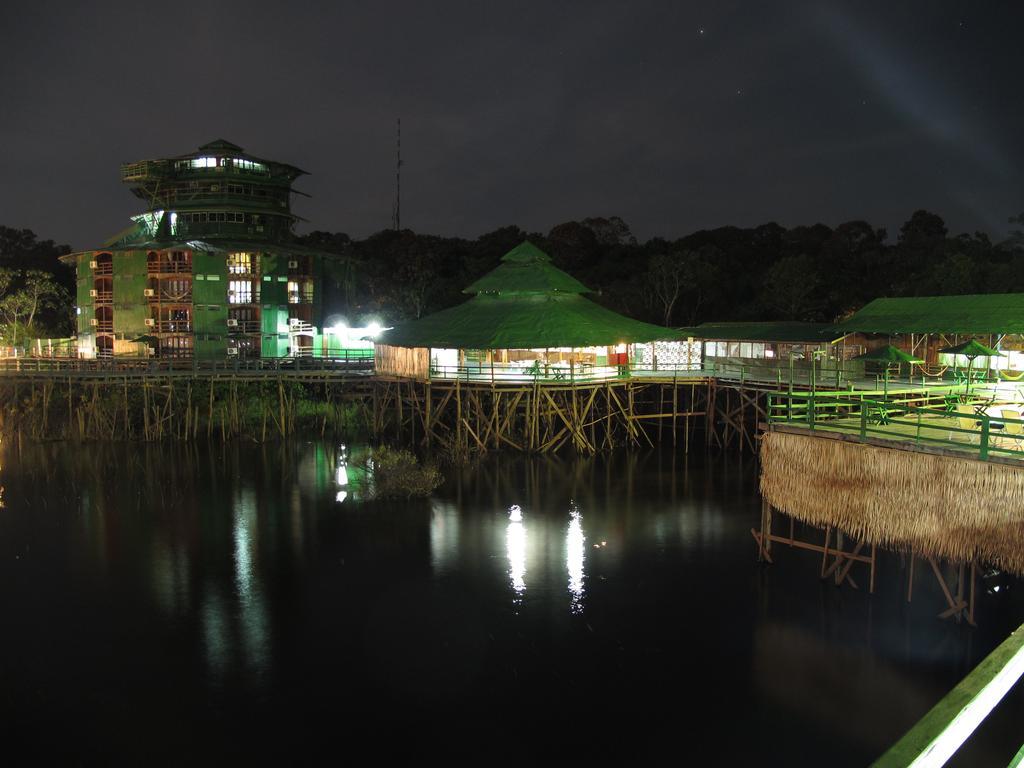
[66,139,333,359]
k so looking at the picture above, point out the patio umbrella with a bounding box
[853,345,924,397]
[939,339,1004,395]
[853,345,925,365]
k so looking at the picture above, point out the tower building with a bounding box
[65,140,332,359]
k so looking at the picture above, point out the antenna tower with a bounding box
[392,118,402,230]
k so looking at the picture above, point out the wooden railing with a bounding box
[227,320,261,333]
[429,361,706,385]
[147,261,192,274]
[148,320,193,333]
[0,351,375,375]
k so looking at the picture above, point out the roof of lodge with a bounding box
[836,293,1024,335]
[678,321,844,343]
[462,241,590,294]
[380,241,676,349]
[59,237,337,264]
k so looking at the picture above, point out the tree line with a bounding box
[0,226,74,345]
[3,209,1023,345]
[304,210,1024,329]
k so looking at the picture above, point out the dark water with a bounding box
[1,440,1022,763]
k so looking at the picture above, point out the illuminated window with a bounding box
[228,280,254,304]
[232,158,268,174]
[287,280,313,304]
[227,252,258,275]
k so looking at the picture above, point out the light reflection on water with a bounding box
[567,502,585,614]
[506,517,526,602]
[0,440,1022,765]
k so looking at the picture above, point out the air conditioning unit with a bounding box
[288,317,301,327]
[226,347,238,356]
[143,288,156,297]
[89,260,98,269]
[288,260,299,269]
[89,289,98,297]
[89,318,98,326]
[144,318,156,327]
[226,318,239,327]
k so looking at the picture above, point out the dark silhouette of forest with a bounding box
[4,209,1024,341]
[303,210,1024,329]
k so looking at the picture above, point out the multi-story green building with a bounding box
[65,139,336,360]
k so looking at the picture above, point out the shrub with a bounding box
[372,446,442,499]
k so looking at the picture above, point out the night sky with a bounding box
[2,1,1022,249]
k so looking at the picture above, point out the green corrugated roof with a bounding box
[838,294,1024,334]
[677,322,844,343]
[463,241,589,294]
[380,292,677,349]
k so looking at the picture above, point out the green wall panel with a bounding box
[195,338,226,360]
[193,277,226,305]
[194,305,228,334]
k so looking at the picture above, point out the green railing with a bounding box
[710,357,993,393]
[766,390,1024,462]
[872,622,1024,767]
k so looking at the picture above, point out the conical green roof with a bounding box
[382,240,675,349]
[463,241,589,294]
[381,292,677,349]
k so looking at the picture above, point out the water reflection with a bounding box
[232,488,269,675]
[566,502,585,614]
[3,440,1021,764]
[507,505,526,603]
[430,500,459,573]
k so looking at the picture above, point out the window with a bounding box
[227,252,258,275]
[232,158,268,174]
[287,280,313,304]
[228,280,254,304]
[161,278,192,302]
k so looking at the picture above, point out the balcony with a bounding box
[148,290,193,304]
[92,290,113,304]
[227,320,261,334]
[91,262,113,276]
[147,260,192,275]
[149,320,193,333]
[94,320,113,333]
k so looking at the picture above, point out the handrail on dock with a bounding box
[872,623,1024,767]
[766,390,1024,462]
[0,351,375,378]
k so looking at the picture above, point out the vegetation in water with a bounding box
[370,446,442,499]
